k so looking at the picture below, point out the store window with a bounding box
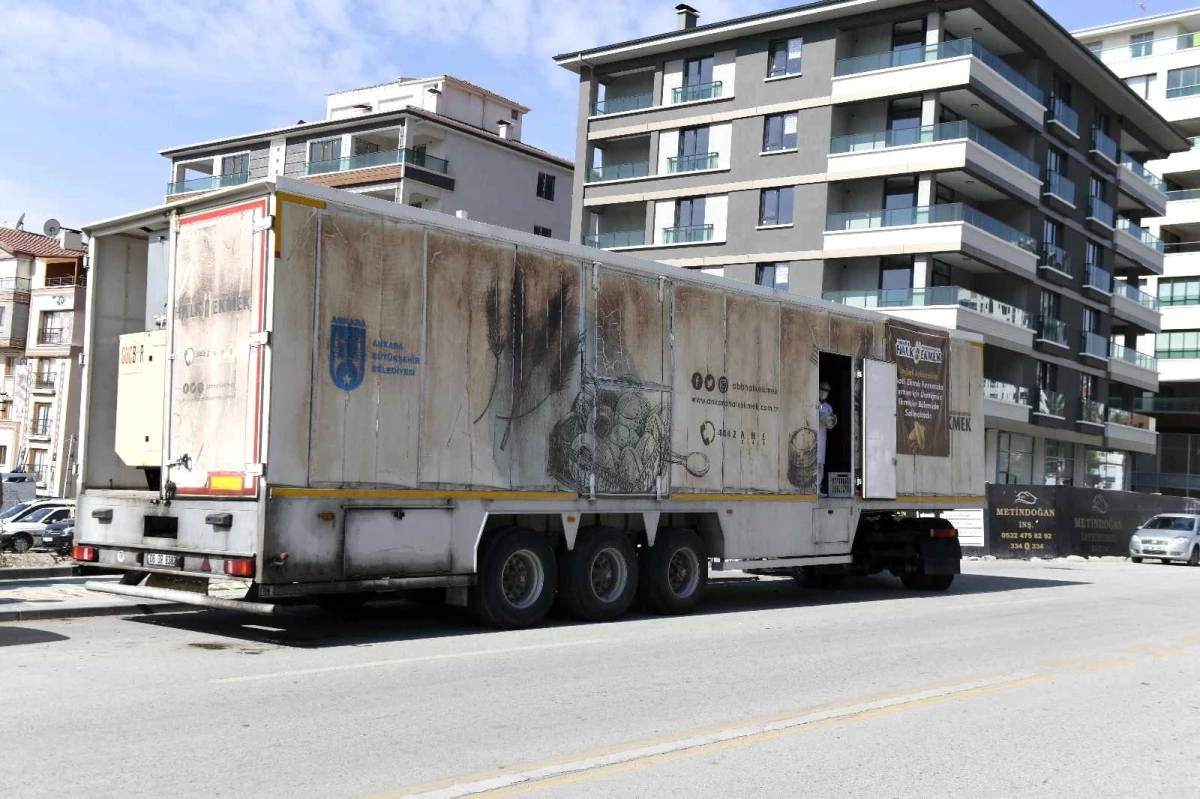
[1086,449,1128,490]
[1044,440,1075,486]
[998,432,1034,484]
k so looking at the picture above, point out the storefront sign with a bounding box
[886,320,949,457]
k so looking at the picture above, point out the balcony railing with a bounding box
[1037,388,1066,417]
[36,327,65,345]
[1134,397,1200,413]
[1085,264,1112,293]
[306,147,449,177]
[1047,97,1079,136]
[1087,196,1115,228]
[30,419,51,437]
[591,93,654,116]
[1119,155,1168,192]
[1110,341,1157,371]
[43,275,84,288]
[983,379,1029,406]
[0,277,31,293]
[1116,217,1164,252]
[1113,279,1160,311]
[833,39,1044,104]
[661,224,715,244]
[1082,330,1109,358]
[822,285,1031,328]
[33,374,57,391]
[584,230,645,249]
[1090,128,1118,163]
[1044,171,1076,205]
[667,152,720,173]
[1108,407,1156,431]
[672,81,722,104]
[1040,242,1073,276]
[587,161,650,182]
[828,120,1040,176]
[826,202,1036,252]
[1167,188,1200,202]
[1090,32,1200,64]
[1037,316,1068,346]
[1080,398,1106,425]
[167,171,249,196]
[1164,240,1200,255]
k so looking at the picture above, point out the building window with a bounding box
[308,138,341,164]
[756,263,789,291]
[1044,440,1075,486]
[1157,330,1200,359]
[930,260,951,287]
[0,306,6,327]
[533,226,552,238]
[1037,361,1057,393]
[536,172,556,201]
[879,255,913,295]
[763,112,798,152]
[1040,290,1061,321]
[0,445,7,465]
[1085,241,1100,268]
[32,403,51,436]
[674,197,706,229]
[1086,449,1128,490]
[998,432,1034,484]
[1167,67,1200,99]
[891,18,926,52]
[1085,41,1103,55]
[1130,32,1154,58]
[684,56,715,88]
[28,449,47,481]
[38,311,68,345]
[768,37,803,77]
[34,359,55,388]
[1125,74,1157,100]
[221,153,249,176]
[511,109,519,120]
[1083,307,1099,334]
[759,187,794,226]
[1158,277,1200,306]
[1089,175,1104,203]
[1046,146,1067,177]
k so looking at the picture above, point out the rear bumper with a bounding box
[85,581,282,616]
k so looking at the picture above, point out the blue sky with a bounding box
[0,0,1195,232]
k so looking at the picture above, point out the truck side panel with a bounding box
[778,305,830,495]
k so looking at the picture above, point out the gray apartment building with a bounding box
[161,75,574,241]
[555,0,1188,491]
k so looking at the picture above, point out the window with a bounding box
[533,226,552,238]
[536,172,556,201]
[1086,449,1128,490]
[511,109,519,121]
[1130,32,1154,58]
[1040,290,1061,320]
[1159,277,1200,306]
[1083,307,1099,334]
[1085,241,1100,268]
[1125,74,1157,100]
[32,403,51,436]
[1157,330,1200,358]
[352,139,380,156]
[930,260,951,287]
[763,112,798,152]
[1037,361,1057,392]
[1081,373,1096,403]
[308,138,341,164]
[759,187,794,226]
[679,126,710,157]
[879,255,913,294]
[39,311,68,344]
[997,432,1034,484]
[1167,67,1200,99]
[684,56,714,88]
[1043,218,1063,249]
[883,175,917,211]
[221,153,248,176]
[891,19,926,52]
[1046,147,1067,177]
[0,446,7,465]
[1085,41,1103,55]
[1053,75,1073,106]
[674,197,706,228]
[1044,440,1075,486]
[768,37,803,77]
[756,263,789,291]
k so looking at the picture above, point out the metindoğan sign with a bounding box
[983,485,1200,558]
[886,320,949,458]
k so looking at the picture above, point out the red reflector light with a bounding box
[73,545,98,562]
[223,558,255,577]
[931,527,958,539]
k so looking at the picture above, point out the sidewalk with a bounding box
[0,575,245,622]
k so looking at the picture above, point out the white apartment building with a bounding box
[1076,9,1200,497]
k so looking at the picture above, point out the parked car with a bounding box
[1,506,75,553]
[0,498,74,529]
[38,520,74,556]
[1129,514,1200,565]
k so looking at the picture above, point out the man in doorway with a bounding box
[817,380,838,497]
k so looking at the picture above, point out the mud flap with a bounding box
[921,538,961,575]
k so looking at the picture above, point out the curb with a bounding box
[0,566,79,580]
[0,601,190,623]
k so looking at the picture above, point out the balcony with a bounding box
[1036,316,1068,349]
[1086,196,1115,230]
[824,203,1037,276]
[591,93,654,116]
[831,39,1045,128]
[584,230,645,249]
[1134,397,1200,414]
[826,121,1041,203]
[1089,128,1119,168]
[1115,217,1165,274]
[1117,156,1168,216]
[1039,242,1073,279]
[1035,388,1066,419]
[1090,31,1200,66]
[983,379,1030,424]
[36,327,66,346]
[672,81,722,104]
[42,275,85,288]
[29,419,51,438]
[1111,280,1162,333]
[1109,341,1159,392]
[1105,407,1158,455]
[666,152,719,174]
[822,285,1033,348]
[0,277,31,296]
[1046,97,1079,140]
[1043,172,1076,208]
[32,374,57,393]
[1084,263,1112,296]
[1079,398,1106,428]
[1081,330,1109,361]
[166,171,249,197]
[587,161,650,183]
[305,147,449,177]
[661,224,714,245]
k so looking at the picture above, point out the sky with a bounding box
[0,0,1196,233]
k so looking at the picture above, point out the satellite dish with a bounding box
[43,218,61,238]
[14,213,25,231]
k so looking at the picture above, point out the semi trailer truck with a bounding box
[77,178,984,628]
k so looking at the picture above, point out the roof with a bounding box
[0,228,85,259]
[327,75,532,114]
[1072,7,1200,38]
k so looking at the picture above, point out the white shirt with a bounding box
[817,400,833,463]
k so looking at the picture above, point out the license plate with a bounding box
[144,552,180,568]
[42,536,54,543]
[1145,549,1165,555]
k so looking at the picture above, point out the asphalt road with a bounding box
[3,558,1199,798]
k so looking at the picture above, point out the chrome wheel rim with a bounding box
[667,547,701,598]
[500,549,544,610]
[589,547,628,603]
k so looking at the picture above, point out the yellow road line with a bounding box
[1077,658,1138,673]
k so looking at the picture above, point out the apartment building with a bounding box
[0,224,87,497]
[556,0,1188,491]
[162,75,573,240]
[1075,9,1200,498]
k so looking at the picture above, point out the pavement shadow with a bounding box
[0,626,71,647]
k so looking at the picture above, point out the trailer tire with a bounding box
[558,527,638,622]
[638,528,707,615]
[470,527,556,629]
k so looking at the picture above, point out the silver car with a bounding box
[1129,514,1200,565]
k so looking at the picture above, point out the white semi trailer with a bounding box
[78,178,984,628]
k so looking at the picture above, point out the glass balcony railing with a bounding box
[1116,217,1164,252]
[1085,264,1112,293]
[0,277,31,293]
[1082,330,1109,358]
[1167,188,1200,202]
[826,202,1036,252]
[1044,171,1076,205]
[1134,397,1200,413]
[1040,242,1073,276]
[829,120,1040,176]
[667,152,720,173]
[822,285,1031,328]
[591,93,654,116]
[584,230,645,249]
[1090,32,1200,64]
[306,147,449,177]
[1037,388,1066,417]
[167,171,249,195]
[1119,155,1168,192]
[1037,316,1068,346]
[1110,341,1158,371]
[1113,279,1161,311]
[672,81,723,104]
[1090,128,1118,163]
[1080,398,1106,425]
[1108,407,1156,431]
[983,379,1029,406]
[1047,97,1079,136]
[587,161,650,182]
[662,224,715,244]
[1087,196,1115,227]
[834,39,1044,104]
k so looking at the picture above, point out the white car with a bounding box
[0,505,75,553]
[1129,514,1200,566]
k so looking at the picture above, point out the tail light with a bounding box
[223,558,255,577]
[73,545,98,562]
[931,525,959,539]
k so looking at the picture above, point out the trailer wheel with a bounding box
[638,528,707,615]
[470,527,556,629]
[558,527,637,622]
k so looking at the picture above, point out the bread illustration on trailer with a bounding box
[907,420,926,453]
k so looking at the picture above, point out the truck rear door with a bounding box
[166,199,271,497]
